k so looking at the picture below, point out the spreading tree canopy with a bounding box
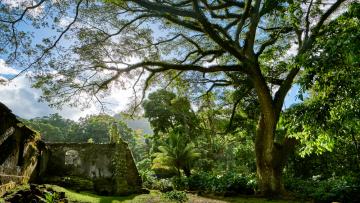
[0,0,351,196]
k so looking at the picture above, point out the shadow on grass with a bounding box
[48,185,141,203]
[190,193,302,203]
[79,192,137,203]
[49,184,303,203]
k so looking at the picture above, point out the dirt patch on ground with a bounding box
[188,194,229,203]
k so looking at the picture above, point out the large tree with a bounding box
[0,0,349,196]
[143,89,199,139]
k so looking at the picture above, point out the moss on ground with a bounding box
[48,185,302,203]
[49,185,172,203]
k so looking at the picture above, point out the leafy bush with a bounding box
[142,175,174,192]
[139,169,156,189]
[172,171,256,195]
[44,191,59,203]
[285,176,360,203]
[162,190,188,203]
[140,169,174,192]
[152,179,174,192]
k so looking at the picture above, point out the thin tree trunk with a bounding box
[183,167,191,177]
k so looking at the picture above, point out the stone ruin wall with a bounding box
[0,102,143,196]
[0,102,45,196]
[42,142,143,195]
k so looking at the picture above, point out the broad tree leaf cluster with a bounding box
[284,3,360,171]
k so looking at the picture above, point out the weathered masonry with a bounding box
[0,102,45,196]
[0,102,142,196]
[42,142,142,195]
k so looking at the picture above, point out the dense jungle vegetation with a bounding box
[1,0,360,202]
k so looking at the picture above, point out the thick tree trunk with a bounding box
[250,63,288,197]
[255,116,285,196]
[255,115,298,196]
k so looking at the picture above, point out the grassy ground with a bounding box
[48,185,301,203]
[49,185,172,203]
[0,185,301,203]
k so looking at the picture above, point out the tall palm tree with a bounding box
[152,132,200,177]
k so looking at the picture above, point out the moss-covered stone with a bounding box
[0,102,46,188]
[42,142,142,195]
[93,178,113,195]
[0,102,142,196]
[42,176,94,192]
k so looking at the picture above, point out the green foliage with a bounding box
[2,0,358,197]
[46,185,172,203]
[162,190,188,203]
[143,90,199,139]
[281,103,336,157]
[23,113,134,144]
[132,132,152,162]
[283,3,360,173]
[44,176,94,192]
[152,131,200,177]
[285,176,360,203]
[44,191,59,203]
[173,171,256,195]
[87,138,94,143]
[109,122,120,144]
[138,167,156,189]
[77,114,134,144]
[143,177,174,192]
[21,113,76,142]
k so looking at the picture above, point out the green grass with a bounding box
[2,184,302,203]
[49,185,173,203]
[50,185,302,203]
[206,195,302,203]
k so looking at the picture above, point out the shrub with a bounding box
[172,176,188,191]
[139,169,157,189]
[172,171,256,195]
[285,176,360,203]
[163,190,188,203]
[152,178,174,192]
[44,191,59,203]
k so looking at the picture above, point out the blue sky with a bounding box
[0,1,302,120]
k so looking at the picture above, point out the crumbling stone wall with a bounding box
[0,102,143,196]
[42,140,142,195]
[0,102,45,196]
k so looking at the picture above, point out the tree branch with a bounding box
[256,27,293,56]
[10,0,83,80]
[300,0,346,53]
[305,0,314,40]
[130,0,196,18]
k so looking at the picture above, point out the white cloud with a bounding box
[2,0,44,17]
[0,75,133,120]
[286,43,298,58]
[0,59,20,75]
[2,0,28,8]
[58,16,73,28]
